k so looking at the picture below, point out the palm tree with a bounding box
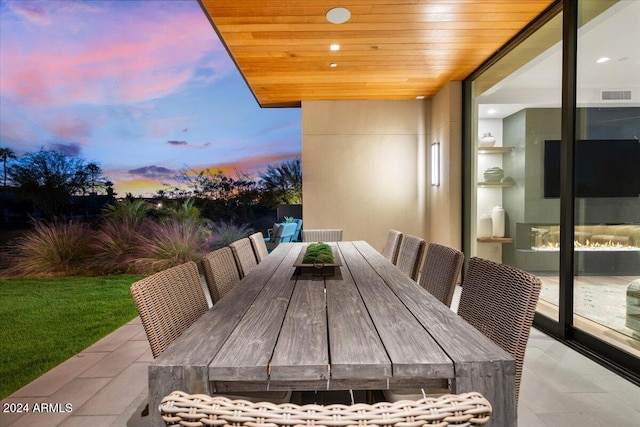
[86,162,101,194]
[0,147,17,220]
[0,147,16,189]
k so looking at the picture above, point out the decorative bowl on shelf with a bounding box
[479,132,496,147]
[483,166,504,182]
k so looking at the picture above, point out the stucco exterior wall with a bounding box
[301,83,461,254]
[429,82,462,250]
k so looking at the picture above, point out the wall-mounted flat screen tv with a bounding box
[544,139,640,198]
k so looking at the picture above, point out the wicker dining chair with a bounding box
[264,223,284,251]
[302,229,343,242]
[201,247,241,304]
[229,237,259,278]
[395,234,426,281]
[381,229,403,264]
[458,257,541,400]
[160,391,492,427]
[248,231,269,263]
[418,243,464,307]
[130,261,208,359]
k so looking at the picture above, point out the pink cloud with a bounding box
[1,1,231,108]
[48,115,93,140]
[7,1,52,25]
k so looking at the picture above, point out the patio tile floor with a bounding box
[2,289,639,427]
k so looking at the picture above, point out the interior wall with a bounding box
[429,82,463,250]
[301,100,430,252]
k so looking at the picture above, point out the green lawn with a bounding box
[0,275,145,399]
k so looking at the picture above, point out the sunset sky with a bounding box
[0,0,301,197]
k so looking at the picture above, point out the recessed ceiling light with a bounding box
[416,95,425,100]
[330,44,340,51]
[596,57,610,63]
[326,7,351,24]
[329,63,338,68]
[487,108,497,115]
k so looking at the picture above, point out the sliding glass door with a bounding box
[465,0,640,378]
[572,0,640,360]
[469,8,564,321]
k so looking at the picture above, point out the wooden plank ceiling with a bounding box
[199,0,556,108]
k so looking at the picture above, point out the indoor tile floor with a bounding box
[2,287,639,427]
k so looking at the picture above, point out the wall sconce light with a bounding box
[431,142,440,186]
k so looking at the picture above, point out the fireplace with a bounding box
[515,223,640,275]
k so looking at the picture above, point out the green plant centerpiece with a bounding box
[302,243,334,265]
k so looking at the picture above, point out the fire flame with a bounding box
[534,239,636,250]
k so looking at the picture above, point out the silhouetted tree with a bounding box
[172,167,262,222]
[259,158,302,206]
[8,148,100,219]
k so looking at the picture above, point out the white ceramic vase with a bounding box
[478,214,492,238]
[491,206,505,238]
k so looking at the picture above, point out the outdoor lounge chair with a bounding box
[292,218,303,241]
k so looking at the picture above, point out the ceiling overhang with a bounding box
[199,1,556,108]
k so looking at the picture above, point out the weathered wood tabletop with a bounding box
[149,241,516,426]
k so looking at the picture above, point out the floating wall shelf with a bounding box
[477,237,514,244]
[477,181,515,187]
[478,147,514,154]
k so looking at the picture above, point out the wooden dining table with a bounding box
[149,241,516,426]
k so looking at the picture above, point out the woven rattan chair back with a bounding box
[229,238,258,278]
[395,234,426,281]
[130,261,208,359]
[458,257,541,399]
[160,391,492,427]
[381,229,403,264]
[302,229,343,242]
[201,247,241,304]
[265,224,284,251]
[248,232,269,263]
[418,243,464,307]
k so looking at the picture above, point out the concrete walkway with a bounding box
[1,317,151,427]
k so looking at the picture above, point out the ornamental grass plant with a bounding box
[90,216,150,274]
[133,218,209,273]
[207,220,254,249]
[1,199,227,277]
[5,220,96,277]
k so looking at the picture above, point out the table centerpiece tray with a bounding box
[293,243,342,276]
